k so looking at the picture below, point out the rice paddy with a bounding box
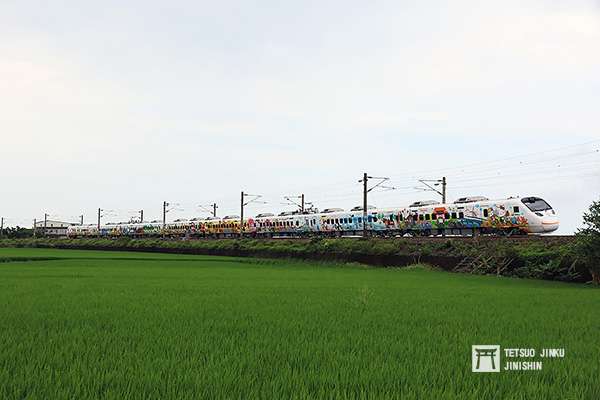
[0,248,598,399]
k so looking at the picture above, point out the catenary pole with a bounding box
[97,208,101,233]
[363,173,368,238]
[240,191,244,238]
[442,177,447,203]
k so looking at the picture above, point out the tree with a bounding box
[0,226,34,239]
[575,199,600,285]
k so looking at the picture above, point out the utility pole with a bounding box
[442,176,447,204]
[44,213,48,237]
[416,177,447,203]
[139,210,144,223]
[198,203,218,218]
[0,217,3,239]
[163,201,169,230]
[240,191,244,238]
[283,194,306,214]
[362,173,368,238]
[358,173,392,238]
[97,208,102,232]
[33,218,37,238]
[80,215,84,226]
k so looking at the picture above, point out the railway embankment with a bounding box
[0,236,596,284]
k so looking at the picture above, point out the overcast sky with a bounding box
[1,0,599,234]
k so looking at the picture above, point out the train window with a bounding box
[513,206,520,213]
[399,214,404,222]
[425,214,430,221]
[444,213,450,219]
[419,214,424,221]
[367,216,372,222]
[459,212,464,219]
[373,216,378,222]
[483,209,489,218]
[358,217,362,223]
[451,212,457,219]
[296,221,299,226]
[431,213,436,220]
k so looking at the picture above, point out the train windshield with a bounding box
[521,197,552,212]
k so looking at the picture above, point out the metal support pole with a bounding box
[363,173,368,238]
[442,176,447,204]
[240,191,244,238]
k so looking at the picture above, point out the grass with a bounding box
[0,248,598,399]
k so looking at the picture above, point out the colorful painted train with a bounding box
[67,196,559,238]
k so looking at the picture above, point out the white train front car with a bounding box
[518,197,559,234]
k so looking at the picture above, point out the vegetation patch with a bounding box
[0,236,591,283]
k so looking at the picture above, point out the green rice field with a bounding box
[0,248,598,399]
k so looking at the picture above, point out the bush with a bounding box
[575,199,600,284]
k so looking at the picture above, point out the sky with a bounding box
[1,0,599,234]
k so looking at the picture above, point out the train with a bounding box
[67,195,559,238]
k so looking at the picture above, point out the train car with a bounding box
[66,196,559,239]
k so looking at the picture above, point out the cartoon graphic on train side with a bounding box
[67,196,558,238]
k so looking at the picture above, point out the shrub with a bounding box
[575,199,600,284]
